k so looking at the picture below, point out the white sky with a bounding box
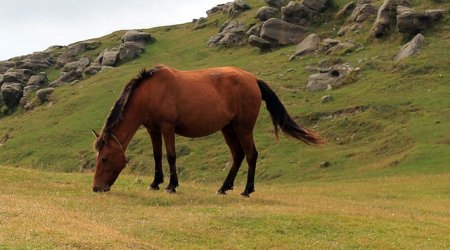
[0,0,225,60]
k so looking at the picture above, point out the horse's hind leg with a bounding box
[162,125,179,193]
[147,130,164,190]
[236,131,258,197]
[218,124,245,195]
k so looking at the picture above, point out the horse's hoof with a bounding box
[217,190,227,195]
[164,187,176,194]
[147,184,160,190]
[241,188,254,197]
[240,192,251,197]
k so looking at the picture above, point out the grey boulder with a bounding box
[27,72,48,86]
[84,63,103,76]
[256,6,279,21]
[23,85,40,97]
[348,1,377,23]
[98,49,120,66]
[282,2,314,25]
[62,57,90,73]
[229,0,251,17]
[336,2,355,19]
[306,64,356,91]
[206,3,231,16]
[208,21,246,47]
[67,40,101,55]
[121,30,155,44]
[246,24,262,37]
[119,42,145,62]
[302,0,330,12]
[0,61,16,74]
[370,0,394,38]
[397,6,444,35]
[248,35,272,51]
[395,33,425,61]
[57,70,83,83]
[193,17,207,30]
[260,18,308,46]
[265,0,284,9]
[36,88,55,102]
[289,34,320,60]
[282,0,329,25]
[2,70,29,84]
[1,83,23,108]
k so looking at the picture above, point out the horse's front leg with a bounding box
[148,130,164,190]
[162,125,178,193]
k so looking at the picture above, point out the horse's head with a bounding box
[92,130,127,192]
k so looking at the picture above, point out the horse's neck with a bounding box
[111,112,142,150]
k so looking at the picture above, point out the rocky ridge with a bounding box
[0,30,155,112]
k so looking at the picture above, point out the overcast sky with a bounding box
[0,0,225,60]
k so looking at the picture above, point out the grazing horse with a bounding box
[92,65,322,196]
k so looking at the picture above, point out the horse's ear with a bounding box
[92,130,99,138]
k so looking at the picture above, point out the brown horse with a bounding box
[92,65,322,196]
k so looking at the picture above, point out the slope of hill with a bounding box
[0,0,449,186]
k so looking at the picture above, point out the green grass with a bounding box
[0,0,449,182]
[1,166,449,249]
[0,1,449,181]
[1,1,450,248]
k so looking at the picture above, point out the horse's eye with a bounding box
[101,157,108,163]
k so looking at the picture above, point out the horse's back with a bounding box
[150,66,262,137]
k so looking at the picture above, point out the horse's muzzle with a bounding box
[92,185,111,192]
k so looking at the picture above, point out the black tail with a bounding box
[257,79,324,145]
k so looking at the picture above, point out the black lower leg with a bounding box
[241,148,258,197]
[148,131,164,190]
[218,153,244,194]
[149,167,164,190]
[165,155,178,193]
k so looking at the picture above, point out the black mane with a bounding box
[95,66,161,150]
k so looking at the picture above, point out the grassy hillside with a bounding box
[1,166,449,249]
[0,0,449,186]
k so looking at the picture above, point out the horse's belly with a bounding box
[175,111,233,138]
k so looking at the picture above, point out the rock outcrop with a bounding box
[282,0,330,25]
[84,64,103,76]
[207,3,232,16]
[0,26,156,111]
[55,40,101,68]
[0,61,16,74]
[336,2,356,19]
[193,17,207,30]
[306,64,357,91]
[1,83,23,108]
[370,0,394,38]
[121,30,155,44]
[36,88,55,102]
[229,0,251,17]
[260,18,308,46]
[395,33,425,61]
[338,0,377,36]
[119,42,145,62]
[1,70,30,84]
[208,21,247,47]
[248,35,272,51]
[289,34,321,60]
[265,0,284,9]
[206,0,250,17]
[256,6,279,21]
[397,6,444,35]
[27,72,48,86]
